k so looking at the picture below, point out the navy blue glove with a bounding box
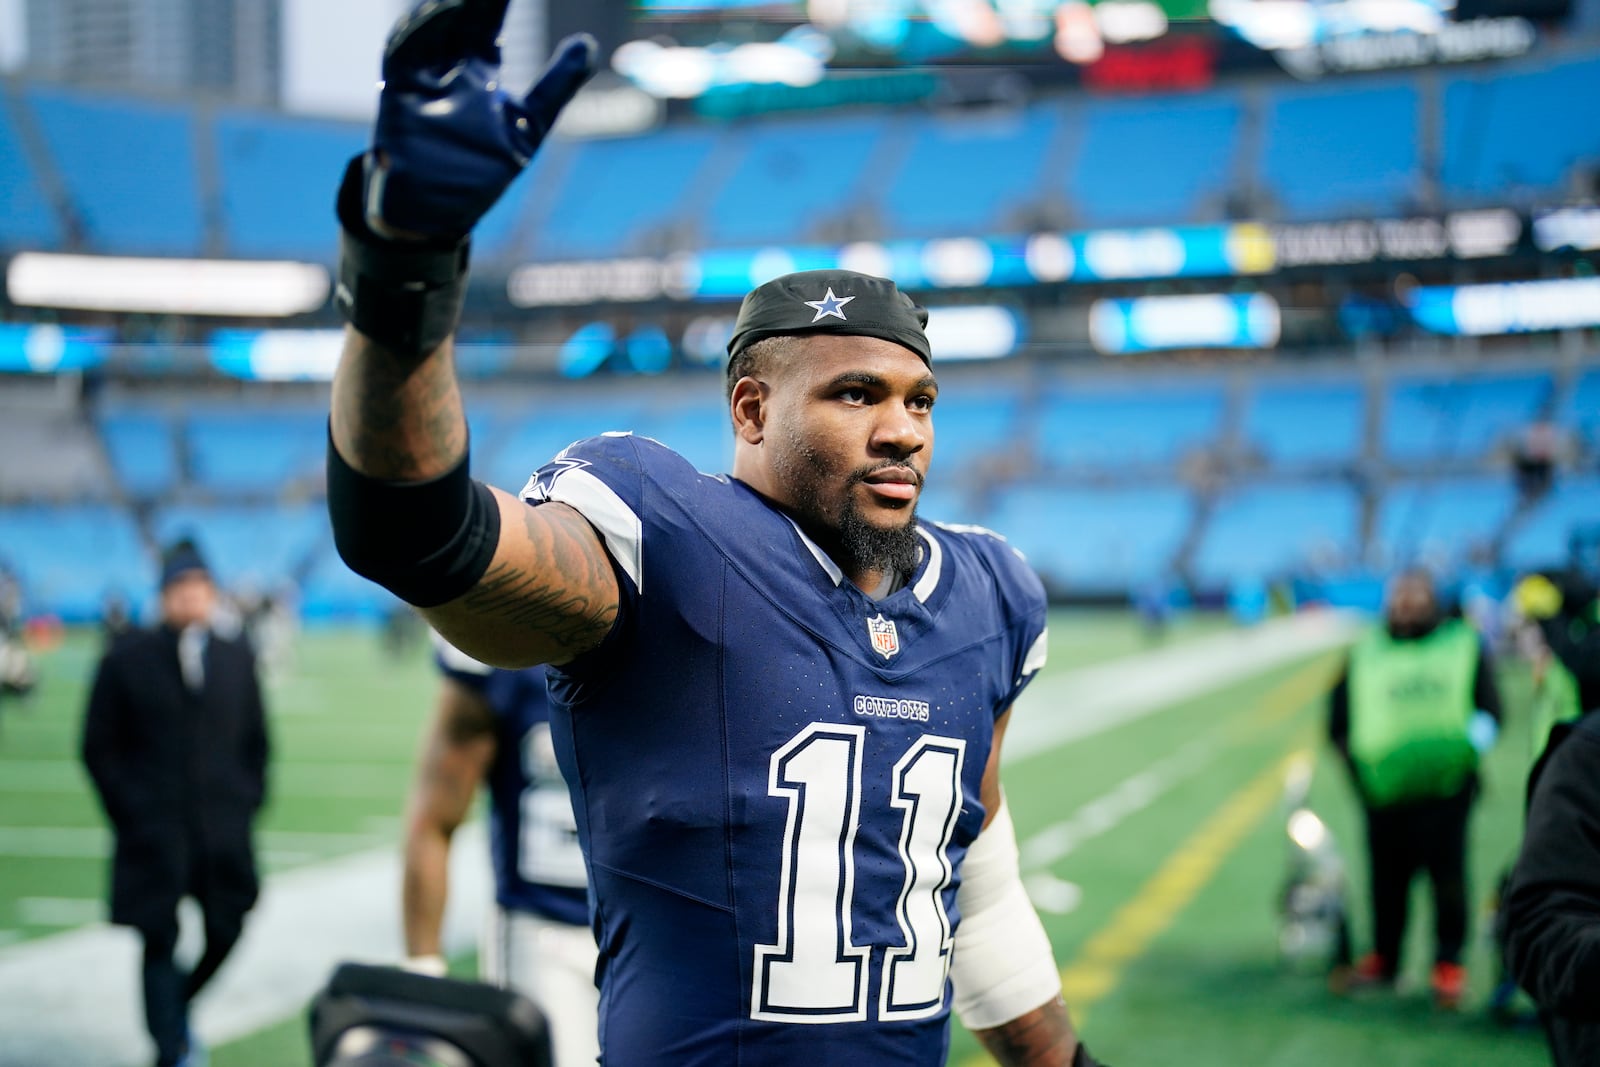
[364,0,597,241]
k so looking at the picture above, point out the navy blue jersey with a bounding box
[434,643,589,926]
[521,433,1049,1066]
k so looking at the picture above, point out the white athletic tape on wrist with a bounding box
[951,795,1062,1030]
[401,954,448,978]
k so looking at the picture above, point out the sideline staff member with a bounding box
[1329,570,1501,1009]
[82,540,270,1067]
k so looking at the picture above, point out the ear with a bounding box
[730,376,767,446]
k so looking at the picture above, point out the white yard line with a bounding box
[0,826,489,1067]
[1004,610,1357,763]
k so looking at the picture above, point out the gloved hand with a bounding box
[363,0,597,241]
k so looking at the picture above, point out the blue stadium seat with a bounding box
[1383,371,1551,462]
[928,387,1024,476]
[1257,82,1420,220]
[1562,368,1600,453]
[1441,56,1600,203]
[214,111,365,260]
[0,94,62,249]
[298,542,399,622]
[631,398,732,475]
[879,105,1059,237]
[100,410,180,497]
[1372,477,1516,570]
[150,503,325,592]
[26,87,203,254]
[1504,476,1600,572]
[185,408,326,495]
[1036,384,1224,469]
[480,402,641,493]
[0,506,150,622]
[704,114,882,246]
[1193,484,1359,584]
[530,127,719,259]
[1068,92,1243,227]
[987,485,1192,591]
[1243,381,1365,466]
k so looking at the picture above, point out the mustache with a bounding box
[848,460,925,488]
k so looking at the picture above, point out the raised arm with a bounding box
[326,0,613,666]
[958,710,1107,1067]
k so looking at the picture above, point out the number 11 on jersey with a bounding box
[752,723,967,1024]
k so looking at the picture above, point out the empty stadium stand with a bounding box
[1256,81,1422,221]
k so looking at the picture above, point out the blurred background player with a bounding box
[401,636,597,1067]
[80,539,271,1067]
[1327,568,1502,1009]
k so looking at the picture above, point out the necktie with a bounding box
[179,626,206,692]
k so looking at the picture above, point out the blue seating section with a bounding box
[1384,372,1551,461]
[1372,477,1516,570]
[185,409,326,494]
[1257,83,1420,220]
[1504,477,1600,571]
[633,399,733,475]
[1068,93,1243,227]
[1036,386,1224,469]
[1564,369,1600,452]
[214,112,365,259]
[26,87,203,254]
[531,127,718,259]
[150,503,325,592]
[100,411,180,498]
[705,115,881,246]
[0,506,150,622]
[1441,56,1600,202]
[1244,381,1366,465]
[928,389,1025,475]
[0,95,62,250]
[1193,484,1359,584]
[880,106,1059,237]
[988,486,1191,590]
[299,544,398,621]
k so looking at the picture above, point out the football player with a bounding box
[326,2,1105,1063]
[401,636,596,1067]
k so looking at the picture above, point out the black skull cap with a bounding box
[726,269,931,367]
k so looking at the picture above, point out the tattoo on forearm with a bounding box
[455,502,617,655]
[332,333,466,480]
[974,999,1078,1067]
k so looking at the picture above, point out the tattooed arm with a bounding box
[330,330,618,667]
[972,998,1082,1067]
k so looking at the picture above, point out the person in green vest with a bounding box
[1516,570,1600,756]
[1328,569,1503,1010]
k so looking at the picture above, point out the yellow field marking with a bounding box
[962,655,1339,1066]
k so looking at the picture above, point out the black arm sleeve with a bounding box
[1503,724,1600,1020]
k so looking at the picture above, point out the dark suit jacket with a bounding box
[81,623,270,931]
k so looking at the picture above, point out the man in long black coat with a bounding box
[82,540,270,1067]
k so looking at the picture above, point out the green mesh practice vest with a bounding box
[1347,619,1480,808]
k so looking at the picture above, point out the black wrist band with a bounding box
[334,154,471,360]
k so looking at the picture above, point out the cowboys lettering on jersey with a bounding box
[522,433,1048,1065]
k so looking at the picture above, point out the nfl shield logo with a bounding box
[866,614,900,660]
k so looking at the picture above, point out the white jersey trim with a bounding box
[911,527,943,604]
[522,466,644,594]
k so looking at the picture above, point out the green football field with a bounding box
[0,612,1550,1066]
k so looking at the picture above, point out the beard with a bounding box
[773,441,922,584]
[835,485,922,584]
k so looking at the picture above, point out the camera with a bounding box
[309,963,552,1067]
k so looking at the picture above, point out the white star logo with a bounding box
[803,287,855,323]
